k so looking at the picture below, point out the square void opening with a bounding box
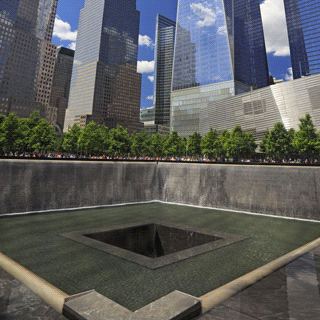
[62,221,248,269]
[84,224,221,258]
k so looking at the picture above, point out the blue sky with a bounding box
[52,0,292,110]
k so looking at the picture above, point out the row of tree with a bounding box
[0,112,319,160]
[260,114,320,159]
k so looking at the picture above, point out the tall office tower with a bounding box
[50,47,74,131]
[171,0,269,136]
[153,14,176,128]
[0,0,58,119]
[64,0,142,133]
[36,42,58,126]
[284,0,320,79]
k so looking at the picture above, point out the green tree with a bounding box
[187,132,202,157]
[131,131,149,157]
[260,122,295,159]
[29,119,57,155]
[14,118,30,154]
[100,125,110,156]
[201,128,221,159]
[0,114,5,125]
[163,131,186,157]
[219,129,230,159]
[293,113,320,158]
[78,122,106,156]
[26,111,42,129]
[0,115,4,154]
[259,129,269,155]
[62,124,81,154]
[149,132,166,157]
[55,134,64,154]
[108,125,131,157]
[19,111,43,154]
[225,125,256,160]
[0,113,23,154]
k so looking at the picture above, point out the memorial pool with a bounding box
[1,202,320,311]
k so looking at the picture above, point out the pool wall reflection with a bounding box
[1,160,320,221]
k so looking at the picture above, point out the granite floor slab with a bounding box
[197,246,320,320]
[2,246,320,319]
[0,268,67,320]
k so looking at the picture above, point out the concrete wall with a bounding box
[157,163,320,220]
[1,160,320,221]
[0,160,157,214]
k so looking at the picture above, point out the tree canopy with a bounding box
[201,128,220,159]
[2,111,320,161]
[187,132,202,157]
[62,124,81,154]
[259,122,295,159]
[163,131,186,157]
[259,113,320,160]
[225,125,257,160]
[292,113,320,158]
[131,131,149,157]
[109,125,131,157]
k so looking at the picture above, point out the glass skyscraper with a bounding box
[64,0,142,133]
[50,47,75,132]
[171,0,269,136]
[284,0,320,79]
[0,0,58,119]
[153,14,176,128]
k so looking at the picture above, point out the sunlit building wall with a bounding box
[0,0,58,119]
[171,0,269,137]
[64,0,142,133]
[200,73,320,142]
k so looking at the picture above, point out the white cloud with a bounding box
[260,0,290,56]
[217,25,227,35]
[285,67,293,81]
[68,42,76,50]
[146,95,154,100]
[190,3,216,27]
[53,16,77,41]
[139,35,154,48]
[137,60,154,73]
[148,75,155,82]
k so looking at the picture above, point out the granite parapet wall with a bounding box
[1,160,320,220]
[0,160,158,214]
[157,163,320,220]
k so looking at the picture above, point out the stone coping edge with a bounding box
[199,236,320,313]
[0,251,68,313]
[3,200,320,224]
[3,236,320,319]
[0,200,158,218]
[63,290,201,320]
[0,251,201,319]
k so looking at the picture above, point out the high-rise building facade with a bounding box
[0,0,58,119]
[50,47,74,131]
[171,0,269,136]
[284,0,320,79]
[64,0,142,133]
[200,73,320,142]
[153,14,176,128]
